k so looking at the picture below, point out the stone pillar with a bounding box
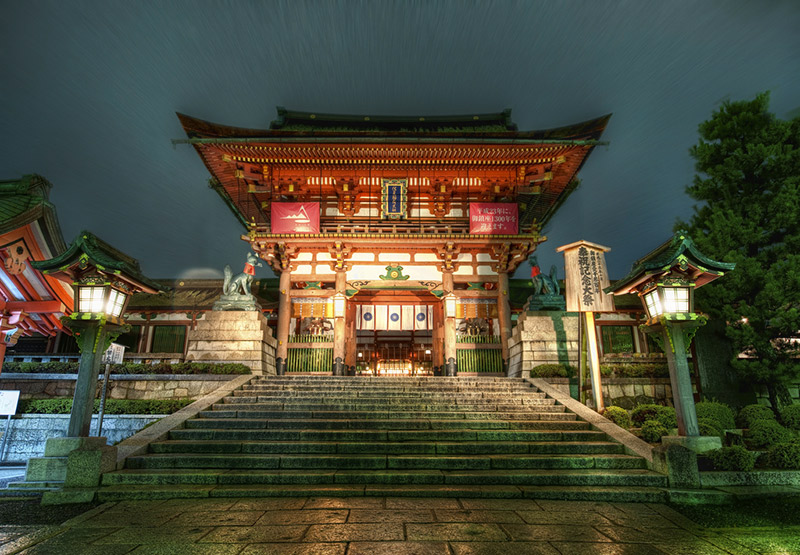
[663,322,700,436]
[345,302,357,374]
[443,270,457,377]
[275,269,291,376]
[497,272,512,373]
[62,320,126,437]
[332,271,347,376]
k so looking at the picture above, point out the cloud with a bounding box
[176,267,223,280]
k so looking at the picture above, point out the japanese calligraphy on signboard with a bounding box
[469,203,518,234]
[556,240,614,312]
[271,203,320,234]
[381,179,407,220]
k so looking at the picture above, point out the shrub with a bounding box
[640,419,669,443]
[767,442,800,470]
[597,364,669,378]
[708,445,757,471]
[747,419,793,449]
[695,401,736,430]
[698,418,724,440]
[631,404,663,426]
[602,406,631,429]
[655,406,677,430]
[780,404,800,431]
[631,404,675,428]
[736,404,776,428]
[530,364,574,378]
[18,398,193,415]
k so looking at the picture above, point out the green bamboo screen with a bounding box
[457,348,503,373]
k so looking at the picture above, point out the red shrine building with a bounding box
[178,108,609,376]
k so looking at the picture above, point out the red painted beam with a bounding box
[6,300,66,313]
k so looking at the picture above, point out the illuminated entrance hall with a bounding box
[177,107,610,375]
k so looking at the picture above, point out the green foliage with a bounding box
[767,442,800,469]
[640,419,669,443]
[598,363,669,378]
[696,401,736,430]
[0,361,250,375]
[18,398,193,415]
[698,418,724,439]
[708,445,757,472]
[630,404,674,426]
[654,406,677,430]
[678,92,800,410]
[602,406,631,429]
[530,364,574,378]
[746,419,794,449]
[736,404,776,428]
[780,404,800,431]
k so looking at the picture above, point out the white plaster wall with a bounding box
[348,265,442,281]
[379,253,411,262]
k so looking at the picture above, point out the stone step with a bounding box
[95,483,668,503]
[215,402,561,413]
[124,453,646,471]
[182,418,586,431]
[204,409,568,420]
[148,440,624,456]
[168,428,604,442]
[102,468,665,487]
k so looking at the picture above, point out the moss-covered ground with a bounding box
[672,497,800,527]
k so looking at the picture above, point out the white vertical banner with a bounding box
[414,305,433,330]
[374,305,388,331]
[388,305,402,330]
[401,305,415,331]
[359,305,374,330]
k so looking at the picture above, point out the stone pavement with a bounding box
[2,497,799,554]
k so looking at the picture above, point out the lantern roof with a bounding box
[605,231,736,296]
[31,230,163,294]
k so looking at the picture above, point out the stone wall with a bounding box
[508,311,579,377]
[185,310,277,375]
[542,377,674,409]
[0,374,237,400]
[0,414,161,463]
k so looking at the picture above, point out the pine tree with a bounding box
[679,92,800,412]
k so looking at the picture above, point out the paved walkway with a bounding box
[2,497,799,554]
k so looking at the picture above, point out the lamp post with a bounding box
[605,231,735,437]
[32,231,162,437]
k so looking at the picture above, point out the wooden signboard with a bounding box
[556,240,614,313]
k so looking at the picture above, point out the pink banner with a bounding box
[469,203,518,234]
[271,203,320,234]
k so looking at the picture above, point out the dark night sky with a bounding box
[2,1,799,281]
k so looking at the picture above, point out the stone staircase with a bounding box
[98,376,668,502]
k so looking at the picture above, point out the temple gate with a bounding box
[177,108,609,375]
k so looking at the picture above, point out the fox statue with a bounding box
[528,255,560,297]
[223,252,262,296]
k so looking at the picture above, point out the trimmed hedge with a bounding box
[602,406,631,429]
[736,404,776,428]
[746,419,794,449]
[631,404,675,429]
[530,364,575,378]
[640,419,669,443]
[599,363,670,378]
[1,361,250,375]
[698,417,724,440]
[19,398,193,415]
[708,445,757,471]
[767,442,800,470]
[695,401,736,431]
[780,404,800,431]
